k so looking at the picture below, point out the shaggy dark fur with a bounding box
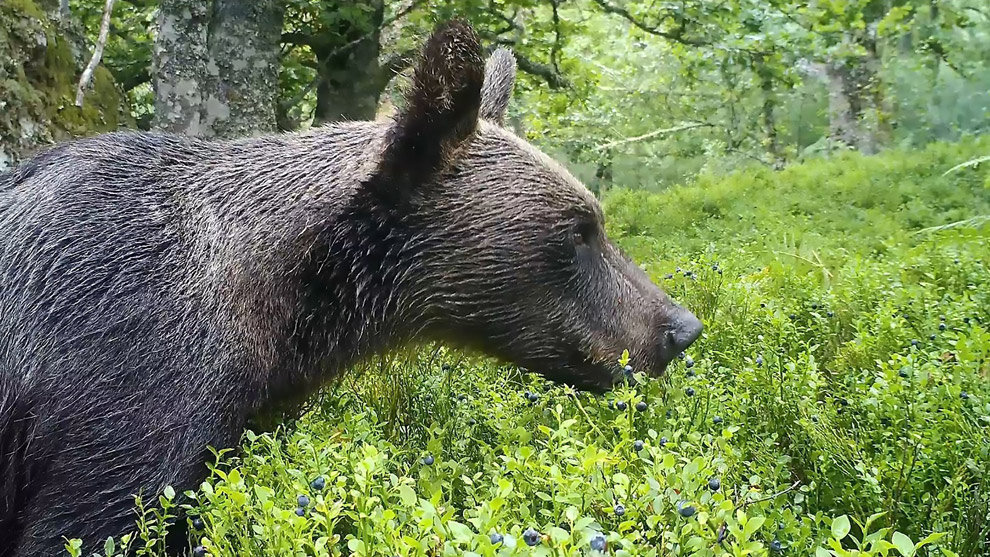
[0,20,701,556]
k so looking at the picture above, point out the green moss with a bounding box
[0,0,130,163]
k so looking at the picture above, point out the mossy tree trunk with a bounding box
[152,0,284,138]
[0,0,129,170]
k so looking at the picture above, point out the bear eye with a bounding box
[572,221,596,248]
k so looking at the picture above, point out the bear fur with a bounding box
[0,21,701,555]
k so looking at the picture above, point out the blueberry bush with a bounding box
[66,139,989,556]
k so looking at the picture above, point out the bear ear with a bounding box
[480,47,516,125]
[374,19,484,200]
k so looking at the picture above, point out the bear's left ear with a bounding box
[374,20,484,200]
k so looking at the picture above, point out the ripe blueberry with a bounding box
[636,401,648,412]
[294,507,306,517]
[756,355,763,367]
[297,494,310,507]
[191,517,204,530]
[614,504,625,516]
[911,339,919,347]
[678,503,696,517]
[713,416,723,424]
[623,364,633,374]
[422,455,435,466]
[899,369,909,378]
[633,440,644,451]
[310,476,326,491]
[678,351,686,360]
[961,391,969,400]
[590,533,607,551]
[685,356,695,368]
[192,546,207,557]
[490,532,504,545]
[685,387,696,397]
[523,528,541,547]
[708,477,721,491]
[660,436,668,447]
[939,323,946,331]
[616,400,627,411]
[770,539,783,553]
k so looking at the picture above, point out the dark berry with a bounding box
[422,455,435,466]
[678,351,686,360]
[756,355,763,367]
[899,369,909,378]
[789,314,796,320]
[294,507,306,517]
[708,477,721,491]
[687,368,696,377]
[633,440,644,451]
[930,334,936,340]
[590,533,607,551]
[616,400,627,411]
[811,415,819,423]
[623,364,633,375]
[665,410,672,419]
[614,504,625,516]
[940,315,946,321]
[490,532,504,545]
[811,303,818,309]
[685,356,695,368]
[635,401,648,412]
[297,494,310,507]
[528,392,540,403]
[524,391,531,400]
[523,527,541,547]
[964,317,971,324]
[717,524,728,543]
[192,546,207,557]
[607,400,614,410]
[770,539,783,553]
[961,391,969,400]
[665,273,673,279]
[678,503,696,517]
[310,476,326,491]
[911,339,919,347]
[685,387,696,397]
[713,416,723,424]
[827,311,834,317]
[939,323,946,331]
[761,303,767,308]
[191,517,204,530]
[441,363,452,372]
[660,436,668,447]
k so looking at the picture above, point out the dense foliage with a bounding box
[61,0,990,185]
[67,138,990,556]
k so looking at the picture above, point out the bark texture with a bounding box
[153,0,284,138]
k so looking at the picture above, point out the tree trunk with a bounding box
[808,36,886,155]
[313,0,385,123]
[208,0,285,137]
[152,0,213,135]
[755,57,783,167]
[153,0,284,138]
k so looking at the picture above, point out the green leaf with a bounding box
[892,531,914,556]
[162,485,175,500]
[816,548,832,557]
[832,515,851,540]
[103,537,115,556]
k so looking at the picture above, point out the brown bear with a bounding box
[0,20,702,556]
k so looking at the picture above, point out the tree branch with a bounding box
[75,0,115,107]
[591,0,709,46]
[596,122,712,150]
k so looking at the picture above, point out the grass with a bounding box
[68,138,990,556]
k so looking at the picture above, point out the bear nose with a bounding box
[667,311,703,355]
